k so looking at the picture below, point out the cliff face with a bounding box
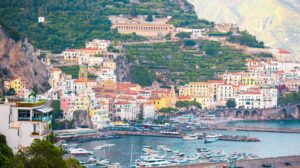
[0,26,50,93]
[188,0,300,56]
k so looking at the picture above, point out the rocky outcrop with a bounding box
[0,25,50,93]
[116,56,131,82]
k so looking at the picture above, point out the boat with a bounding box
[183,133,198,141]
[136,158,174,167]
[156,145,172,152]
[96,159,110,165]
[186,154,199,161]
[87,156,97,163]
[93,143,115,150]
[159,131,180,135]
[69,148,93,155]
[204,134,219,143]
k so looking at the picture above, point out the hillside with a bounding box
[125,40,251,86]
[188,0,300,56]
[0,25,50,93]
[0,0,213,53]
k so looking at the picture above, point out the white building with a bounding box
[142,103,156,119]
[0,100,52,153]
[114,101,137,120]
[38,16,45,23]
[85,39,111,50]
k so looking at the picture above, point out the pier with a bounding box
[214,125,300,133]
[108,131,260,142]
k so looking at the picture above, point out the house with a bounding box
[0,99,52,152]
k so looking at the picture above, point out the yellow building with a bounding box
[242,77,258,86]
[179,82,213,98]
[149,96,171,111]
[5,77,27,96]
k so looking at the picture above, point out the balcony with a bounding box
[18,117,30,121]
[32,116,52,122]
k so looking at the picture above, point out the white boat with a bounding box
[183,133,198,141]
[136,158,173,167]
[157,145,172,152]
[204,134,219,143]
[159,131,180,135]
[94,143,115,150]
[70,148,93,155]
[96,159,110,165]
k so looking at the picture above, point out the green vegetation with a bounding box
[159,107,178,114]
[0,134,14,168]
[208,32,232,37]
[59,65,79,79]
[183,39,196,47]
[146,15,153,22]
[226,99,236,108]
[0,135,81,168]
[278,91,300,106]
[175,101,202,108]
[126,41,248,84]
[0,0,213,53]
[175,32,191,39]
[227,31,265,48]
[199,40,221,56]
[51,100,62,130]
[130,66,154,87]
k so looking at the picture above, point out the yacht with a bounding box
[69,148,93,155]
[204,134,219,143]
[183,133,198,141]
[136,158,173,167]
[93,143,115,150]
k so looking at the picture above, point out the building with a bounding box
[113,101,137,120]
[217,84,234,105]
[214,23,238,33]
[38,16,45,23]
[0,99,52,152]
[175,28,206,39]
[142,102,156,119]
[85,39,111,50]
[4,77,29,98]
[109,15,174,37]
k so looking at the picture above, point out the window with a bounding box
[18,109,30,121]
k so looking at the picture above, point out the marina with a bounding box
[62,127,300,167]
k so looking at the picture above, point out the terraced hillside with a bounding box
[0,0,213,53]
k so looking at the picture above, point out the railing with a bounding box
[32,116,52,121]
[18,117,30,121]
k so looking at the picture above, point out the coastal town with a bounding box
[1,10,300,168]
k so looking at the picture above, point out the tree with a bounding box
[226,99,236,108]
[159,107,178,115]
[183,39,196,46]
[130,7,138,17]
[146,15,153,22]
[0,134,15,168]
[14,139,81,168]
[138,104,144,123]
[175,32,191,39]
[6,88,16,96]
[130,66,154,87]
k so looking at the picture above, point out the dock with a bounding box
[215,125,300,133]
[107,131,260,142]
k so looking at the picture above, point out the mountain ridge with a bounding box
[188,0,300,56]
